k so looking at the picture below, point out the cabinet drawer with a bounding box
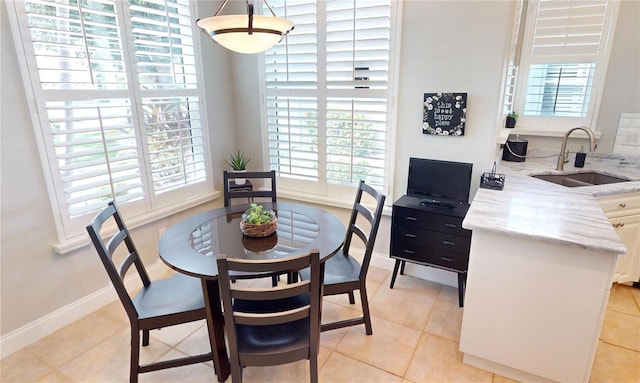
[392,226,471,254]
[393,207,470,237]
[597,192,640,217]
[391,243,469,271]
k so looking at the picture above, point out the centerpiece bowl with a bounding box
[240,203,277,237]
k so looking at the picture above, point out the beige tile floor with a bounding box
[2,267,639,383]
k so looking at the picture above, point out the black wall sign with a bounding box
[422,93,467,136]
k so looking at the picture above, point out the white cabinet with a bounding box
[597,192,640,283]
[459,230,618,383]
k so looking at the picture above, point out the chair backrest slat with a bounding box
[354,203,374,223]
[224,255,311,274]
[223,170,277,207]
[107,229,127,256]
[231,281,311,301]
[349,225,368,246]
[235,306,311,326]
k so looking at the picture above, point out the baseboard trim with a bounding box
[0,261,169,360]
[370,251,396,270]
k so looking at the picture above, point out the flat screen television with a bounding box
[407,157,473,205]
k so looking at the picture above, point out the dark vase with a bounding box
[505,116,516,128]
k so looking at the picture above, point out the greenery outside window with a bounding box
[7,0,211,246]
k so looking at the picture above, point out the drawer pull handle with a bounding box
[405,216,418,222]
[613,223,625,228]
[405,233,417,238]
[619,203,626,208]
[444,223,457,228]
[441,256,453,262]
[403,249,415,255]
[443,240,456,246]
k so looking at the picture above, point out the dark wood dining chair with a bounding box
[299,180,386,335]
[217,250,322,383]
[224,169,285,286]
[86,201,213,383]
[223,170,277,207]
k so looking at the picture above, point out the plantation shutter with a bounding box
[12,0,210,241]
[265,1,319,181]
[517,0,617,121]
[529,0,610,60]
[264,0,393,193]
[128,0,206,195]
[325,0,389,186]
[325,0,390,90]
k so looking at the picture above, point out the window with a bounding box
[8,0,211,244]
[513,0,619,132]
[262,0,396,199]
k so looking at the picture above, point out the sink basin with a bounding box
[531,172,629,187]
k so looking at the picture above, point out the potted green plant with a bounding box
[505,111,518,129]
[240,203,277,237]
[226,150,250,184]
[226,150,250,171]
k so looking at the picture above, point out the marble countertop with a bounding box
[463,150,639,254]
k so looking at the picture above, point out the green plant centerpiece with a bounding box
[226,150,250,171]
[240,203,277,237]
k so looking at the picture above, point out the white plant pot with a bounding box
[232,169,246,185]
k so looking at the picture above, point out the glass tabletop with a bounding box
[189,209,320,261]
[158,202,346,279]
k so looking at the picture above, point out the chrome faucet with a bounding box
[556,126,597,171]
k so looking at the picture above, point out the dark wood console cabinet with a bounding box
[389,195,471,307]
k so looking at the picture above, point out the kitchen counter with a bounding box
[459,149,638,383]
[462,149,639,254]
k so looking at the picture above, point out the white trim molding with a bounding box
[0,261,170,359]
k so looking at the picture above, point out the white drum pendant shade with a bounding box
[196,1,294,55]
[197,15,294,54]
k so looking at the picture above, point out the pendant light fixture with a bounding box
[196,0,294,54]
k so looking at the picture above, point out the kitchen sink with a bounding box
[531,172,630,187]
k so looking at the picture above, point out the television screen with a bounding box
[407,157,473,204]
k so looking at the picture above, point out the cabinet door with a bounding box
[612,215,640,283]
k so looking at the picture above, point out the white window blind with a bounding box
[531,0,609,58]
[9,0,210,241]
[326,97,387,186]
[514,0,617,128]
[263,0,394,196]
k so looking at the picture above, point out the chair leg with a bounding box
[230,362,243,383]
[131,328,140,383]
[360,286,373,335]
[310,358,318,383]
[271,275,278,287]
[142,329,149,346]
[348,291,355,304]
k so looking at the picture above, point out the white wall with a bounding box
[393,0,514,202]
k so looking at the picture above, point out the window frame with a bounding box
[6,0,216,252]
[511,0,620,135]
[258,0,401,204]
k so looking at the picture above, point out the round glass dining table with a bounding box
[158,201,346,279]
[157,201,346,383]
